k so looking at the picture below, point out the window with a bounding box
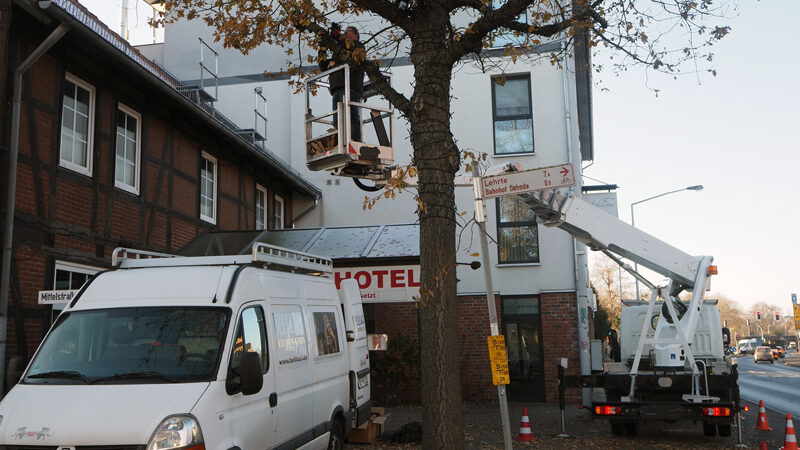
[255,184,267,230]
[114,104,141,194]
[496,196,539,264]
[273,194,284,229]
[230,306,269,379]
[51,261,101,321]
[489,0,528,48]
[492,76,534,155]
[60,73,95,175]
[200,152,217,224]
[313,311,340,356]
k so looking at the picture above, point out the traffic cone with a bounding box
[781,412,799,450]
[516,406,534,442]
[761,442,768,450]
[756,400,773,431]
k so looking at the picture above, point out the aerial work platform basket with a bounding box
[304,65,395,181]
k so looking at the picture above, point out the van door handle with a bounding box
[269,392,277,407]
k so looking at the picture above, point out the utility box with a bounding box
[591,339,603,373]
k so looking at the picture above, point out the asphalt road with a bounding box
[736,351,800,418]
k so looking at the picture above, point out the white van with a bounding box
[0,244,371,449]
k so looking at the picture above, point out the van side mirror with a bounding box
[239,352,263,395]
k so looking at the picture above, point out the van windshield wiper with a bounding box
[91,371,178,384]
[27,370,92,384]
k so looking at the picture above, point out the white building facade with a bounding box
[138,13,594,402]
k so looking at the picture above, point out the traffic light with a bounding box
[757,311,761,320]
[735,333,739,340]
[775,312,780,320]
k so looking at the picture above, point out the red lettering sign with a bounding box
[373,270,388,288]
[390,269,405,288]
[354,271,371,289]
[407,269,420,287]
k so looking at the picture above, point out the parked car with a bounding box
[754,346,774,363]
[790,342,798,350]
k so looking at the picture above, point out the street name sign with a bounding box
[481,163,576,199]
[38,289,78,305]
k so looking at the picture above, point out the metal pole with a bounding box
[1,23,69,398]
[472,164,513,450]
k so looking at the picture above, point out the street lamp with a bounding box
[631,185,704,300]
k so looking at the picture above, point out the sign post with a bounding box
[472,163,513,450]
[472,162,577,449]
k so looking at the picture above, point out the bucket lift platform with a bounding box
[305,65,394,181]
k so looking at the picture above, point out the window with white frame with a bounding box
[60,73,95,175]
[52,261,101,318]
[273,195,284,229]
[114,104,141,194]
[496,196,539,264]
[200,152,217,224]
[492,75,534,155]
[255,184,267,230]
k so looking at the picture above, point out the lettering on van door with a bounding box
[272,308,309,365]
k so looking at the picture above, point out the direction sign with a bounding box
[481,163,575,199]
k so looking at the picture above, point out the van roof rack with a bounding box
[111,243,333,275]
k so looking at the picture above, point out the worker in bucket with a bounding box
[319,23,365,142]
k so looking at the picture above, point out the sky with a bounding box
[82,0,800,314]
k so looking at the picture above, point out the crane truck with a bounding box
[515,185,737,437]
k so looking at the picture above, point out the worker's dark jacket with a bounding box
[319,39,365,95]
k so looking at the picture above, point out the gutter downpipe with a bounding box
[0,19,70,398]
[292,198,319,228]
[562,40,591,407]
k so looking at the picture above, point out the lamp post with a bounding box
[631,185,703,300]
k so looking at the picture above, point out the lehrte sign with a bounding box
[334,265,420,303]
[38,289,78,305]
[481,163,576,199]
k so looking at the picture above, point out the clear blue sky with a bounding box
[83,0,799,314]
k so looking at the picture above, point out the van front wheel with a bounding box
[328,417,345,450]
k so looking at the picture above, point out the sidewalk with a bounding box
[353,400,793,449]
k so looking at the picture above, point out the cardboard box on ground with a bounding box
[348,407,389,444]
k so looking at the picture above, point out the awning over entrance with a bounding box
[179,224,420,264]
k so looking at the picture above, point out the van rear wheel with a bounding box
[328,416,344,450]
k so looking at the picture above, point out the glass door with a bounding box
[503,297,545,402]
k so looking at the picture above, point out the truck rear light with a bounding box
[702,407,730,417]
[595,405,622,415]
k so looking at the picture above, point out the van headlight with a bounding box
[146,415,204,450]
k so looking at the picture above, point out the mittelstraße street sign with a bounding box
[482,163,575,199]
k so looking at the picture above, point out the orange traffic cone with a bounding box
[781,412,799,450]
[756,400,773,431]
[516,406,534,442]
[762,442,768,450]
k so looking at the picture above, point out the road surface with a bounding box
[736,351,800,417]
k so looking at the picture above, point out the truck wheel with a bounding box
[328,416,344,450]
[624,420,638,435]
[702,421,717,437]
[718,424,732,437]
[610,421,625,435]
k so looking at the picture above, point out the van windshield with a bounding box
[25,307,230,384]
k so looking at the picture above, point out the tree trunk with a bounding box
[409,22,463,449]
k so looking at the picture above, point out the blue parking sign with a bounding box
[793,293,797,304]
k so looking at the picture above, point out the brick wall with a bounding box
[541,291,581,403]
